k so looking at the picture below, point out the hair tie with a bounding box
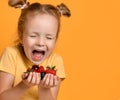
[20,3,28,9]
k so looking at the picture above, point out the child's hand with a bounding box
[39,73,60,88]
[22,72,41,87]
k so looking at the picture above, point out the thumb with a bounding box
[22,72,29,80]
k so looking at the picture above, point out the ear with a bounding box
[19,38,23,45]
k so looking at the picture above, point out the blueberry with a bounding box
[41,72,46,80]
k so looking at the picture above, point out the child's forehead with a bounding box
[26,13,58,21]
[25,13,58,24]
[24,14,59,34]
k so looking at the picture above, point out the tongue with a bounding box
[32,53,43,61]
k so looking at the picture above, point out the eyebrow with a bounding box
[46,34,56,37]
[31,32,57,37]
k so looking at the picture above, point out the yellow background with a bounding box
[1,0,120,100]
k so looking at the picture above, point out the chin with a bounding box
[30,57,45,65]
[30,60,42,65]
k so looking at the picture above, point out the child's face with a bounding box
[21,14,58,65]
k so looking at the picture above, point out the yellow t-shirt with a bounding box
[0,45,66,100]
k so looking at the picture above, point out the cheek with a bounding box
[48,41,56,50]
[22,35,32,45]
[22,38,31,50]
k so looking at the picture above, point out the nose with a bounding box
[36,37,45,47]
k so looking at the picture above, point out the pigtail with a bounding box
[57,3,71,17]
[8,0,29,9]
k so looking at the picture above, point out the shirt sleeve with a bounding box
[52,54,66,79]
[0,47,16,75]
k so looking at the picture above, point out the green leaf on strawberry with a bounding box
[46,65,56,75]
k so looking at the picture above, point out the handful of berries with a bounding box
[25,65,56,80]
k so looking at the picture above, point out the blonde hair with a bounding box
[9,0,71,43]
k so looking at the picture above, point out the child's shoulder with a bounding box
[3,44,21,55]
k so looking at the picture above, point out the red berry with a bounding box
[37,66,45,73]
[46,69,56,75]
[32,65,39,71]
[45,66,56,75]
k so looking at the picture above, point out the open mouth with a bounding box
[32,50,45,55]
[32,49,45,61]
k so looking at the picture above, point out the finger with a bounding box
[41,73,48,84]
[42,74,50,86]
[31,72,36,84]
[54,76,60,86]
[36,73,40,85]
[27,72,32,83]
[22,72,27,79]
[45,74,50,86]
[49,74,54,86]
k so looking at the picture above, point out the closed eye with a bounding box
[46,34,56,40]
[46,37,53,40]
[30,35,37,38]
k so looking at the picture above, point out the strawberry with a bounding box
[37,66,45,73]
[45,66,56,75]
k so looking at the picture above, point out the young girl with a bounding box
[0,0,71,100]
